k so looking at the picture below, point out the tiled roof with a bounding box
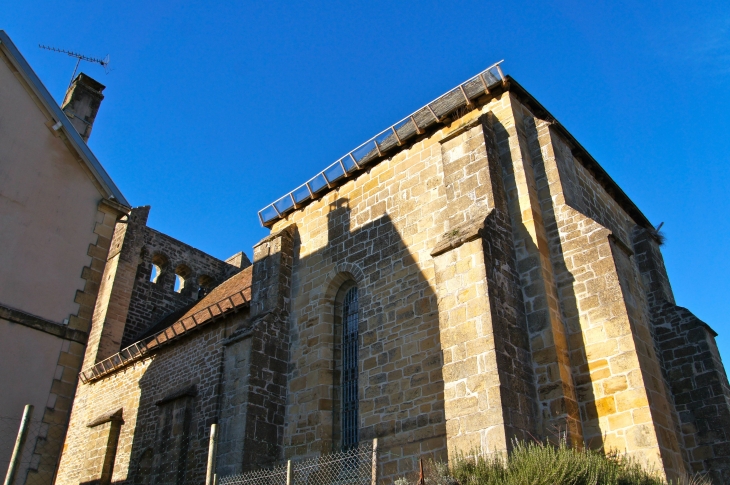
[79,266,252,383]
[141,266,253,340]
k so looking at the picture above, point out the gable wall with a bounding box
[0,50,103,323]
[0,46,130,485]
[272,93,538,481]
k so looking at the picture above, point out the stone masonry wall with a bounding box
[633,223,730,483]
[267,83,724,482]
[238,228,294,470]
[652,302,730,482]
[508,97,687,479]
[83,206,151,366]
[272,95,544,481]
[495,102,583,446]
[121,226,240,347]
[59,214,289,484]
[433,117,537,455]
[56,313,247,485]
[83,206,239,367]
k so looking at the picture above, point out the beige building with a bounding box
[53,63,730,485]
[0,31,130,484]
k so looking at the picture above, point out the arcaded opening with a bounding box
[174,264,192,293]
[197,274,213,299]
[150,253,169,283]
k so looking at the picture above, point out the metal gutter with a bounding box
[0,30,130,207]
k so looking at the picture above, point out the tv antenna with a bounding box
[38,44,110,89]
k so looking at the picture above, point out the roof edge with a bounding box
[504,76,653,230]
[258,67,653,232]
[78,273,252,384]
[0,30,130,207]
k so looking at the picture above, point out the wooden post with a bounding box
[4,404,33,485]
[286,459,292,485]
[205,424,218,485]
[371,438,378,485]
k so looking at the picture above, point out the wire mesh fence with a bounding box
[0,414,66,485]
[219,441,375,485]
[3,410,375,485]
[218,463,288,485]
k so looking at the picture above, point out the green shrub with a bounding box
[411,439,710,485]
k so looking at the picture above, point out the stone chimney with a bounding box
[61,73,105,142]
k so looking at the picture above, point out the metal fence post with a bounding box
[371,438,378,485]
[206,424,218,485]
[286,459,292,485]
[4,404,33,485]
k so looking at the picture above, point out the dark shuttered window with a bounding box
[341,286,359,450]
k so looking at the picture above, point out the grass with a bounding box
[399,439,711,485]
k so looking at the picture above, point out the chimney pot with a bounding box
[61,73,105,142]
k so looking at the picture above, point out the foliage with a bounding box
[398,439,711,485]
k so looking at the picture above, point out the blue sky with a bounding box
[3,1,729,363]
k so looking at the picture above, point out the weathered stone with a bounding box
[54,73,730,485]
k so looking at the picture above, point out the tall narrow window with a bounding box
[341,286,359,449]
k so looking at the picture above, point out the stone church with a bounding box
[55,64,730,484]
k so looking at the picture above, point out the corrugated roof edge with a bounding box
[0,30,130,207]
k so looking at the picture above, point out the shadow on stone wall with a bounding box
[517,119,602,452]
[284,200,447,476]
[492,114,599,451]
[87,200,447,483]
[119,323,230,485]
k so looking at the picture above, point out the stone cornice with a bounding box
[0,302,88,344]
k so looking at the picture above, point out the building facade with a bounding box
[55,69,730,484]
[0,31,130,485]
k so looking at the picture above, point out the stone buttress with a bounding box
[217,227,295,473]
[268,81,730,482]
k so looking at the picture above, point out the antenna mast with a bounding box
[38,44,110,89]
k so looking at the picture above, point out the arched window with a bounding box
[173,264,191,293]
[150,253,168,283]
[340,286,359,450]
[197,275,213,299]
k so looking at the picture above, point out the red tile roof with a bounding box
[79,266,252,383]
[145,266,252,348]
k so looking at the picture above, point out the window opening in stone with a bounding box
[197,275,213,299]
[174,265,191,294]
[341,286,359,450]
[150,264,161,283]
[150,253,168,284]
